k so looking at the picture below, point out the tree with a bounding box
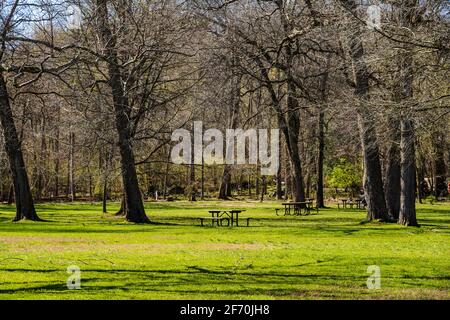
[94,0,149,223]
[340,0,390,221]
[397,0,419,227]
[0,0,40,221]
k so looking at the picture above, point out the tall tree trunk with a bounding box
[189,138,196,201]
[101,146,114,213]
[0,73,40,221]
[398,0,418,227]
[201,154,205,200]
[316,56,330,208]
[256,57,305,202]
[316,107,325,207]
[385,119,401,219]
[433,131,447,198]
[69,131,75,202]
[54,121,60,197]
[102,180,108,213]
[285,71,305,202]
[96,0,148,223]
[218,52,240,200]
[399,119,418,226]
[343,0,389,221]
[162,147,170,200]
[255,166,260,198]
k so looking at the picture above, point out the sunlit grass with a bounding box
[0,200,448,299]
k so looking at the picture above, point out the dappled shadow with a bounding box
[1,265,448,297]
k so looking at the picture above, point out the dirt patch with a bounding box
[0,237,271,253]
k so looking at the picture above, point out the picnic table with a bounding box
[199,209,248,227]
[338,198,365,209]
[277,201,316,216]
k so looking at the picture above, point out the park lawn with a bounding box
[0,200,448,300]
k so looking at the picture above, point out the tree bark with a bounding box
[399,119,418,226]
[385,119,401,219]
[0,72,40,221]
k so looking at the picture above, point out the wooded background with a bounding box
[0,0,448,225]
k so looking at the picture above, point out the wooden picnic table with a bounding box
[338,199,365,209]
[208,209,246,226]
[280,201,315,216]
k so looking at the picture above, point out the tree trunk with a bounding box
[433,132,447,198]
[7,183,14,205]
[201,154,205,200]
[316,107,325,207]
[163,148,170,200]
[101,146,114,213]
[385,119,401,219]
[257,57,305,203]
[96,0,148,223]
[189,155,196,202]
[102,179,108,213]
[54,122,60,197]
[276,162,283,200]
[69,131,75,202]
[260,176,266,202]
[36,114,46,200]
[416,153,426,203]
[343,0,389,221]
[399,119,418,226]
[284,146,291,200]
[397,0,419,227]
[255,166,260,198]
[316,56,329,208]
[218,52,240,200]
[285,69,305,202]
[218,165,231,200]
[0,72,40,221]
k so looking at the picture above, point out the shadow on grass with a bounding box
[1,266,448,297]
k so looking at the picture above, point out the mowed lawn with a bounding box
[0,200,448,300]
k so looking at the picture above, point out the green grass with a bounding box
[0,200,449,299]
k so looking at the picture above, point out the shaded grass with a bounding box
[0,200,449,299]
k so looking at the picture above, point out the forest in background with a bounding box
[0,0,448,225]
